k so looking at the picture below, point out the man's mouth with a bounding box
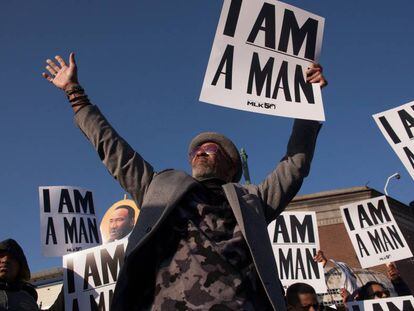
[194,157,209,164]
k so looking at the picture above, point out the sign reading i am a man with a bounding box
[63,240,127,311]
[39,186,101,257]
[268,211,327,293]
[340,196,412,268]
[200,0,325,121]
[373,101,414,180]
[347,295,414,311]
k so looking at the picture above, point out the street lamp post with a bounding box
[384,172,401,196]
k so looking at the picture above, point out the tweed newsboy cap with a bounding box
[188,132,242,182]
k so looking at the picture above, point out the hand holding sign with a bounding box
[200,0,326,120]
[268,211,327,293]
[313,249,328,268]
[385,262,400,281]
[306,63,327,88]
[340,196,412,268]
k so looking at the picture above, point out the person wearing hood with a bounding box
[0,239,38,311]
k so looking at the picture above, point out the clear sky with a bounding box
[1,0,414,272]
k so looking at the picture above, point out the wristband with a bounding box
[65,85,84,96]
[69,94,88,103]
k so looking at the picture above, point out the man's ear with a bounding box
[226,164,237,183]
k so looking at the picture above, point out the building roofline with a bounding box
[291,186,412,217]
[292,186,378,202]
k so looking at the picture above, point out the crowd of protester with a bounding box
[286,250,412,311]
[0,238,411,310]
[2,51,410,310]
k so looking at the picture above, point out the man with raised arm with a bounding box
[42,53,326,311]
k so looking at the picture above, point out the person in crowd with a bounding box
[286,283,335,311]
[42,52,326,311]
[338,263,411,307]
[314,249,412,305]
[0,239,38,311]
[354,281,390,301]
[341,263,412,304]
[108,205,136,242]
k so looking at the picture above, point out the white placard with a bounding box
[63,239,127,311]
[340,196,412,268]
[39,186,101,257]
[200,0,325,121]
[347,295,414,311]
[268,211,327,293]
[374,101,414,180]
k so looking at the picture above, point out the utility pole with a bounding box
[240,148,251,185]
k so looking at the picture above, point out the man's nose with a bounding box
[196,148,207,156]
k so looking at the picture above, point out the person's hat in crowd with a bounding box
[0,238,31,281]
[189,132,242,182]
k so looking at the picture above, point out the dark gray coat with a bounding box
[75,105,321,311]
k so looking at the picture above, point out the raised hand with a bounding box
[42,52,79,91]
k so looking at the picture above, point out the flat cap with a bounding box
[188,132,242,182]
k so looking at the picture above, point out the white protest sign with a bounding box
[374,102,414,180]
[200,0,325,121]
[268,211,327,293]
[39,186,101,257]
[340,196,412,268]
[63,239,127,311]
[347,295,414,311]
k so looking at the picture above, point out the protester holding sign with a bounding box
[42,51,326,311]
[268,212,328,293]
[200,0,327,121]
[346,264,412,303]
[340,196,412,268]
[354,281,391,301]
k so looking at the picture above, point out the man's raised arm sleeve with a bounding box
[257,119,321,223]
[74,105,154,207]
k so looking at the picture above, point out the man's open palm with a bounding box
[42,52,78,91]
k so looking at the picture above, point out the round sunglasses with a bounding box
[189,143,220,159]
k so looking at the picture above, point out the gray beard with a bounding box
[192,165,218,181]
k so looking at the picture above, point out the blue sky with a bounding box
[1,0,414,272]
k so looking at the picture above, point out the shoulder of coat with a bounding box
[154,168,175,176]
